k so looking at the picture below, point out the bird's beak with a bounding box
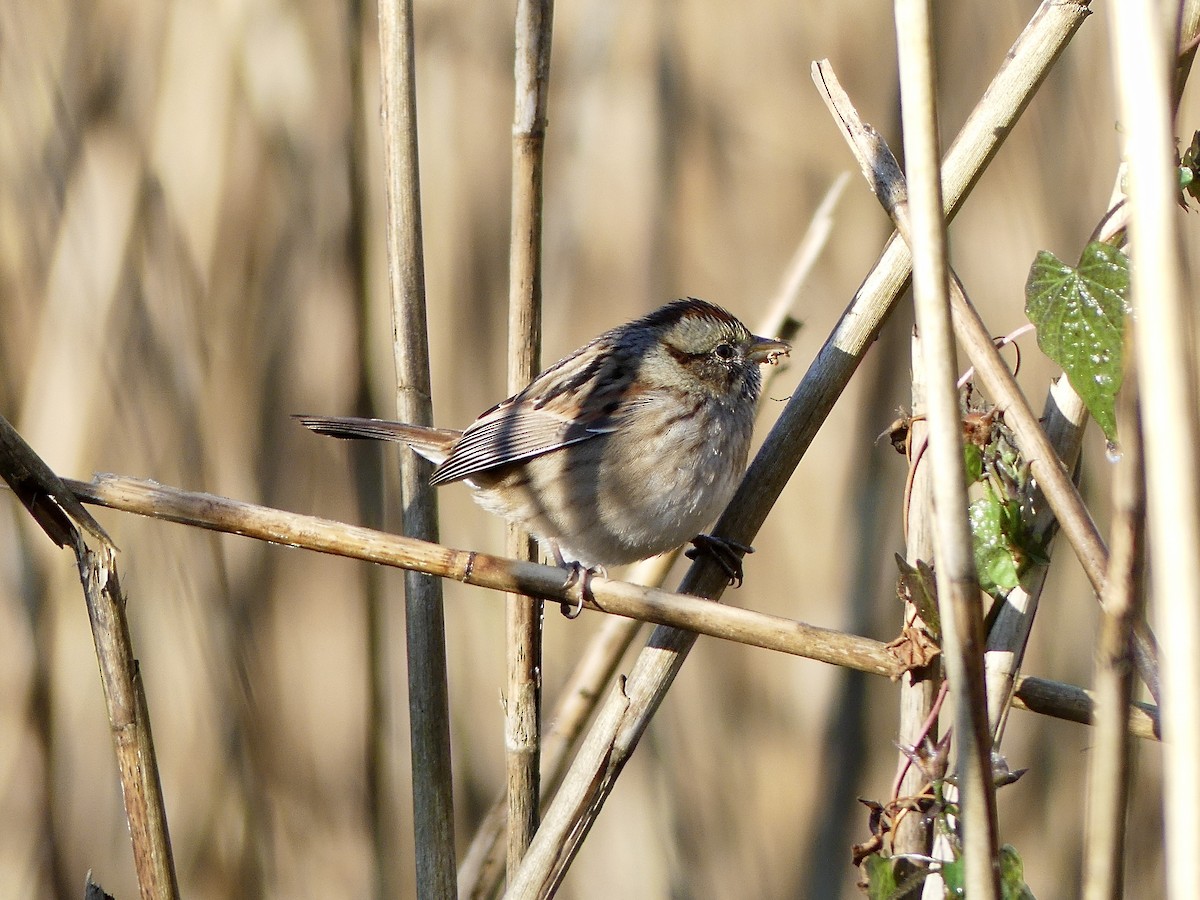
[747,336,790,365]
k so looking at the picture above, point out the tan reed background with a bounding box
[0,1,1189,896]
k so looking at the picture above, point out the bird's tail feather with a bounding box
[295,415,459,465]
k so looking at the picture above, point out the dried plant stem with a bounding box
[58,473,1162,743]
[506,5,1097,892]
[1011,676,1157,741]
[894,1,999,893]
[65,475,893,673]
[985,376,1088,741]
[1173,2,1200,113]
[376,0,456,892]
[813,59,1161,704]
[1108,3,1200,896]
[458,558,663,899]
[78,548,180,900]
[347,3,403,893]
[1082,387,1145,900]
[894,332,940,858]
[504,0,554,878]
[460,249,822,897]
[761,173,849,333]
[0,419,177,899]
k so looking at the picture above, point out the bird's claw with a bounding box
[686,534,754,587]
[560,561,605,618]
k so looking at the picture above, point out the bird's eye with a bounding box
[713,342,736,361]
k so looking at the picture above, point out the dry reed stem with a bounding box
[43,470,1159,762]
[812,58,1161,703]
[77,549,179,900]
[504,0,554,877]
[1081,382,1144,900]
[1108,3,1200,896]
[376,0,457,892]
[458,611,645,898]
[1011,676,1158,741]
[894,332,940,858]
[0,418,178,899]
[65,475,895,675]
[460,200,831,892]
[458,562,657,900]
[55,471,1165,744]
[1174,2,1200,114]
[458,223,830,896]
[893,1,1000,891]
[505,5,1099,892]
[985,377,1088,741]
[16,128,141,897]
[347,1,403,892]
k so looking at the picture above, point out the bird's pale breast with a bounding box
[470,392,754,567]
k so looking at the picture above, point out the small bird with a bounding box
[299,298,788,590]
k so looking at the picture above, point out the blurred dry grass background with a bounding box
[0,0,1190,896]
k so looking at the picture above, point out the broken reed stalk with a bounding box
[376,0,457,892]
[893,0,1000,891]
[504,0,554,878]
[506,4,1100,892]
[1108,3,1200,895]
[0,418,178,899]
[77,547,180,900]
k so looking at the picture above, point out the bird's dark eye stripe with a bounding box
[664,344,707,365]
[664,342,742,365]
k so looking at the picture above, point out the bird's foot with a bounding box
[686,534,754,587]
[558,556,606,619]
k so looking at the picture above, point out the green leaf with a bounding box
[896,556,940,636]
[963,443,984,485]
[1025,242,1131,442]
[864,854,898,900]
[1181,131,1200,205]
[1000,845,1037,900]
[970,489,1025,597]
[940,859,965,897]
[932,849,1034,899]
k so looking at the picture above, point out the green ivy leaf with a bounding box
[970,488,1025,597]
[1181,131,1200,206]
[864,855,898,900]
[896,556,940,637]
[1025,242,1131,443]
[940,859,965,897]
[1000,845,1037,900]
[963,443,984,485]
